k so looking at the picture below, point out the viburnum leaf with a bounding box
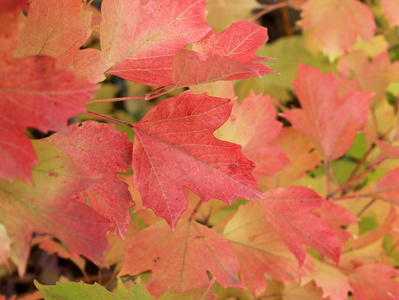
[223,201,314,296]
[260,127,323,189]
[381,0,399,27]
[255,186,341,265]
[0,55,97,183]
[281,64,372,162]
[101,0,211,86]
[172,22,276,89]
[35,278,152,300]
[216,91,289,177]
[132,90,261,229]
[313,200,359,246]
[363,131,399,158]
[372,168,399,203]
[349,264,399,300]
[301,0,375,60]
[46,121,133,239]
[337,51,399,108]
[14,0,112,83]
[301,260,350,300]
[0,141,111,276]
[120,219,242,297]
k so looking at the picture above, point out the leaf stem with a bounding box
[247,2,289,22]
[356,198,376,218]
[84,111,134,127]
[330,155,384,197]
[86,95,145,104]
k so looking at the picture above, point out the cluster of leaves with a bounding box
[1,0,399,299]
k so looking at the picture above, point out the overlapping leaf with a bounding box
[102,0,211,86]
[132,91,261,229]
[372,168,399,203]
[0,141,111,276]
[217,91,289,178]
[255,186,341,265]
[14,0,112,83]
[223,201,314,296]
[120,220,242,297]
[282,64,372,162]
[381,0,399,27]
[349,264,399,300]
[173,22,276,88]
[301,0,375,60]
[46,121,133,239]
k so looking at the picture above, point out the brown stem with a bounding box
[356,198,376,217]
[247,2,289,22]
[279,0,292,36]
[87,95,145,104]
[84,111,134,127]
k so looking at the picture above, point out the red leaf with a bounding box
[120,220,242,297]
[224,201,314,296]
[255,186,341,265]
[132,91,260,229]
[46,121,133,239]
[373,168,399,203]
[102,0,211,86]
[350,264,399,300]
[14,0,112,83]
[281,64,372,162]
[0,56,97,183]
[381,0,399,27]
[217,92,289,178]
[0,0,28,16]
[301,0,375,59]
[172,22,276,88]
[0,141,111,276]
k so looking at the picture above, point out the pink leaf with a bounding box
[46,121,133,239]
[132,91,261,229]
[255,186,341,265]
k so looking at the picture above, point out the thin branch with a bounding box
[356,198,376,218]
[84,111,134,127]
[86,95,145,104]
[247,2,289,23]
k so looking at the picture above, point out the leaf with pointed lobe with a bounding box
[301,260,350,300]
[223,201,315,296]
[313,200,359,246]
[14,0,112,83]
[281,64,372,162]
[255,186,341,266]
[102,0,211,86]
[349,264,399,300]
[120,220,242,297]
[46,121,133,239]
[260,127,322,190]
[0,141,111,276]
[363,131,399,159]
[132,90,261,230]
[301,0,375,60]
[0,56,97,183]
[381,0,399,27]
[337,51,399,108]
[217,92,289,178]
[172,22,276,88]
[373,168,399,204]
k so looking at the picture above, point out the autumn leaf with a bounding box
[46,121,133,239]
[0,55,97,183]
[172,22,276,88]
[223,201,314,296]
[0,141,111,276]
[102,0,211,86]
[301,0,375,60]
[120,220,242,297]
[372,168,399,203]
[14,0,112,83]
[132,90,261,229]
[381,0,399,27]
[301,260,350,300]
[281,64,372,162]
[0,0,28,16]
[349,264,399,300]
[255,186,341,265]
[216,91,289,178]
[337,51,399,108]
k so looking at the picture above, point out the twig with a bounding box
[84,111,134,127]
[247,2,289,23]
